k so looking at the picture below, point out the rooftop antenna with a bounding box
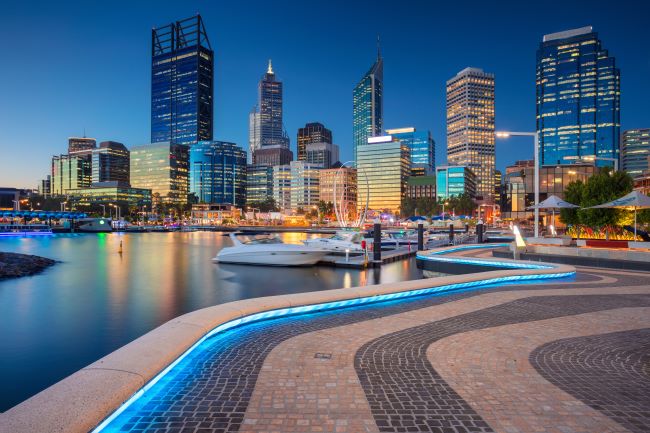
[377,34,381,59]
[267,58,273,74]
[83,127,86,138]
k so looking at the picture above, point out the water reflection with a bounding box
[0,231,422,411]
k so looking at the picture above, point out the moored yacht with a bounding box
[77,218,112,233]
[302,231,366,252]
[213,233,329,266]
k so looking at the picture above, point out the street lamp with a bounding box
[100,204,106,217]
[12,200,19,211]
[496,131,540,238]
[562,155,618,171]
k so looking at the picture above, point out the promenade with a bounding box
[2,248,649,433]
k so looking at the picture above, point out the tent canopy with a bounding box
[588,190,650,210]
[526,195,579,210]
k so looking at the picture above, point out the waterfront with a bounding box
[0,231,423,411]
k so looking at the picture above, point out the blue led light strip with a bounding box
[92,245,574,432]
[0,232,53,237]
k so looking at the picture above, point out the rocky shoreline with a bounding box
[0,252,57,279]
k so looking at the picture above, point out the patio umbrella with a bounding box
[526,195,579,236]
[587,190,650,238]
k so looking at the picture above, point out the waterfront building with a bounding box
[189,141,247,206]
[406,175,436,200]
[446,67,495,202]
[67,181,152,209]
[151,15,214,145]
[91,141,130,184]
[249,60,290,155]
[621,129,650,178]
[252,146,293,166]
[130,142,189,205]
[246,165,274,205]
[353,44,383,163]
[536,26,620,168]
[501,163,596,220]
[357,135,410,215]
[386,127,435,176]
[319,167,357,210]
[39,175,51,196]
[634,173,650,196]
[51,154,92,195]
[297,122,332,162]
[272,165,292,211]
[305,142,340,169]
[0,188,20,210]
[190,203,241,225]
[435,166,477,200]
[68,137,97,156]
[289,161,320,211]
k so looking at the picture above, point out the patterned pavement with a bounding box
[100,266,650,433]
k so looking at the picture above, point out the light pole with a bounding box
[12,200,19,211]
[100,204,106,217]
[496,131,540,238]
[562,155,618,171]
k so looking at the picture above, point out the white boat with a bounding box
[77,218,112,233]
[213,233,329,266]
[302,231,366,252]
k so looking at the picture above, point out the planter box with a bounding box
[628,241,650,250]
[527,237,572,246]
[583,239,629,249]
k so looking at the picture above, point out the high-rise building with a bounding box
[68,137,97,155]
[621,129,650,178]
[406,176,436,200]
[297,122,333,161]
[357,136,410,215]
[289,161,320,211]
[252,146,293,167]
[151,15,214,145]
[51,154,92,195]
[353,44,383,163]
[305,142,340,169]
[91,141,130,184]
[246,165,274,205]
[39,175,51,196]
[536,26,620,168]
[319,167,357,209]
[249,60,289,155]
[386,127,435,176]
[436,166,477,200]
[494,169,502,197]
[446,67,495,202]
[130,142,189,205]
[189,141,247,206]
[272,165,292,211]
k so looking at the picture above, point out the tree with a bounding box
[248,198,278,212]
[559,180,583,226]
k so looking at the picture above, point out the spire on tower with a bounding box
[377,35,381,59]
[267,58,273,74]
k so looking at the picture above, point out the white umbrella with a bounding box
[526,195,579,236]
[587,190,650,238]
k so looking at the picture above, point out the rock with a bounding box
[0,252,57,279]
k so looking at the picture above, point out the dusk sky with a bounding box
[1,0,648,188]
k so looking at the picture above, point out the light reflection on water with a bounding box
[0,231,422,411]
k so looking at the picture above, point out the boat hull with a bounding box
[214,249,328,266]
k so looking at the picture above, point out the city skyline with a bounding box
[1,0,649,187]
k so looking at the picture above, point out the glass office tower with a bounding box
[249,60,289,152]
[621,129,650,178]
[246,165,274,205]
[446,67,495,202]
[353,46,383,163]
[536,26,620,168]
[189,141,247,206]
[297,122,332,161]
[91,141,130,184]
[51,155,92,195]
[130,142,189,205]
[151,15,214,145]
[436,166,477,200]
[386,127,435,176]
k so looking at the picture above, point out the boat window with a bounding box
[239,235,283,245]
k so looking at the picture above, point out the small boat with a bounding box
[213,233,329,266]
[302,231,366,252]
[77,218,112,233]
[125,225,149,233]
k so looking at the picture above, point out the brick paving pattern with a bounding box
[531,328,650,433]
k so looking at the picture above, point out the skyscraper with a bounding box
[151,15,214,145]
[386,127,435,176]
[536,26,620,168]
[353,42,383,163]
[249,60,289,153]
[91,141,130,184]
[189,141,247,206]
[68,137,97,155]
[305,142,340,169]
[51,154,91,195]
[297,122,332,161]
[130,142,189,205]
[621,129,650,178]
[446,67,495,202]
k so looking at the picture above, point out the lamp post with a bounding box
[496,131,540,238]
[100,204,106,217]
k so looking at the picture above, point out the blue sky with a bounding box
[0,0,648,188]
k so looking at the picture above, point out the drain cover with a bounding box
[314,352,332,359]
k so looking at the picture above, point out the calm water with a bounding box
[0,231,422,411]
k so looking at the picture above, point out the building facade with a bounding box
[289,161,320,211]
[51,154,91,195]
[436,166,477,200]
[386,127,435,176]
[446,67,495,202]
[305,142,340,169]
[536,26,620,168]
[67,182,152,209]
[91,141,130,184]
[272,165,292,211]
[151,15,214,145]
[130,142,189,205]
[297,122,332,162]
[406,175,436,200]
[249,60,289,157]
[189,141,247,206]
[319,167,357,209]
[252,146,293,167]
[246,165,274,205]
[357,136,410,215]
[68,137,97,155]
[621,129,650,178]
[353,47,383,163]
